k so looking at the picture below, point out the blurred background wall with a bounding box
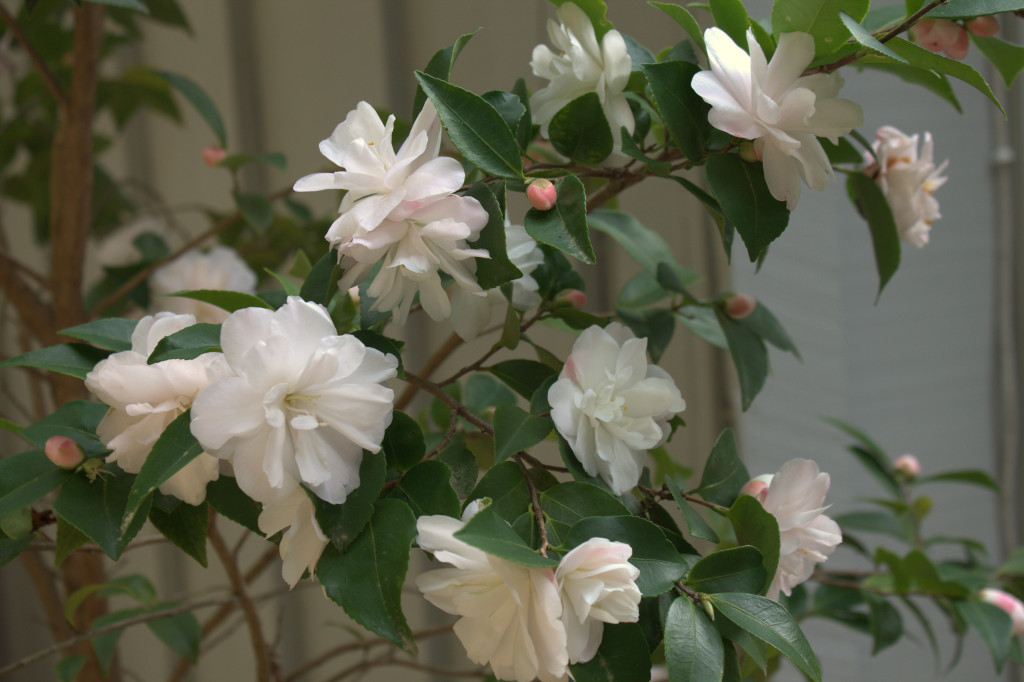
[0,1,1021,680]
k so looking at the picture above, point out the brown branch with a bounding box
[515,454,549,556]
[517,451,569,473]
[91,185,295,316]
[395,332,463,410]
[403,371,493,435]
[0,1,68,109]
[0,250,53,344]
[208,512,276,682]
[438,309,545,388]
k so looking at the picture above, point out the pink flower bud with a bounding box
[724,293,757,320]
[944,25,970,60]
[202,146,227,167]
[560,289,587,309]
[910,18,940,50]
[740,475,772,504]
[738,141,759,163]
[893,453,921,478]
[527,179,558,211]
[44,436,84,470]
[979,588,1024,635]
[967,16,999,37]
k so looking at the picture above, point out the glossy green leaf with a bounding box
[741,300,800,358]
[956,599,1014,672]
[570,623,652,681]
[589,210,698,283]
[677,307,728,349]
[440,446,478,498]
[493,405,552,463]
[973,35,1024,89]
[694,428,749,507]
[155,70,226,145]
[148,500,208,567]
[710,593,821,681]
[382,411,425,471]
[121,410,203,534]
[55,466,150,560]
[649,2,705,50]
[55,516,89,566]
[311,449,386,551]
[466,181,523,289]
[772,0,869,55]
[0,343,110,380]
[465,373,517,414]
[158,289,272,314]
[667,475,720,543]
[839,11,906,62]
[727,495,780,593]
[665,596,725,682]
[0,450,72,517]
[709,0,749,48]
[487,359,557,400]
[706,155,789,261]
[415,71,524,179]
[540,482,630,526]
[387,460,460,518]
[549,92,614,163]
[929,0,1024,18]
[412,30,478,117]
[524,174,595,264]
[456,502,557,566]
[21,400,108,458]
[147,323,221,363]
[847,172,901,298]
[716,310,768,410]
[205,476,262,535]
[59,318,137,352]
[864,591,903,654]
[468,460,557,522]
[687,546,766,594]
[568,515,688,596]
[147,608,201,663]
[641,61,708,161]
[317,499,418,653]
[918,469,999,491]
[299,251,342,306]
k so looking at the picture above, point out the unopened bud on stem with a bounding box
[527,178,558,211]
[558,289,587,309]
[724,293,757,320]
[45,436,84,470]
[893,453,921,478]
[202,146,227,167]
[967,16,999,37]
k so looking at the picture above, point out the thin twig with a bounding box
[517,451,569,473]
[395,332,463,410]
[0,1,68,109]
[403,371,493,435]
[514,454,549,556]
[438,309,545,388]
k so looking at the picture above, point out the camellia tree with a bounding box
[0,0,1023,681]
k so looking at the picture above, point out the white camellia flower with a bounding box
[150,245,259,324]
[864,126,948,248]
[416,503,570,682]
[691,28,864,209]
[741,458,842,599]
[531,2,633,159]
[548,323,685,495]
[85,313,229,505]
[293,101,489,325]
[450,220,545,341]
[556,537,642,663]
[189,297,397,505]
[258,488,329,588]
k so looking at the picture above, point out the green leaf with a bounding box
[549,93,614,163]
[146,609,201,663]
[567,515,688,595]
[468,460,554,522]
[524,175,595,264]
[493,405,552,463]
[232,190,273,232]
[465,373,517,414]
[846,172,901,298]
[549,0,615,39]
[59,318,137,352]
[218,152,286,171]
[299,251,342,306]
[310,449,386,552]
[839,11,906,62]
[317,499,418,653]
[456,502,557,566]
[0,417,22,434]
[716,310,768,410]
[668,175,735,261]
[0,343,110,380]
[56,465,151,560]
[706,154,790,262]
[412,30,477,117]
[589,210,698,283]
[55,516,89,566]
[956,599,1014,672]
[487,359,557,400]
[466,181,523,289]
[864,591,903,654]
[709,0,750,49]
[677,307,728,349]
[668,475,720,543]
[512,78,535,150]
[540,482,631,525]
[641,61,709,161]
[21,400,108,458]
[147,323,221,363]
[665,596,725,682]
[771,0,870,55]
[387,460,461,518]
[860,61,962,111]
[381,411,424,471]
[687,546,766,594]
[710,593,821,681]
[0,450,72,517]
[929,0,1024,18]
[998,547,1024,577]
[918,469,999,491]
[148,500,208,567]
[694,429,749,507]
[649,2,705,51]
[0,508,31,539]
[121,410,203,534]
[440,445,479,499]
[415,71,524,179]
[570,623,652,681]
[205,476,262,535]
[55,656,86,682]
[159,289,272,314]
[727,495,780,593]
[741,301,800,359]
[154,70,226,146]
[973,35,1024,89]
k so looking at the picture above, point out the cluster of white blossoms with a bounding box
[692,28,864,209]
[864,126,948,248]
[416,502,642,682]
[549,323,686,495]
[85,313,230,505]
[294,101,489,326]
[740,458,843,599]
[150,245,258,323]
[530,2,633,160]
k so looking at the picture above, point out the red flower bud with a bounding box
[45,436,85,470]
[724,293,757,320]
[527,179,558,211]
[202,146,227,167]
[967,16,999,37]
[560,289,587,309]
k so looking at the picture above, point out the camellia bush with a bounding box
[1,0,1024,680]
